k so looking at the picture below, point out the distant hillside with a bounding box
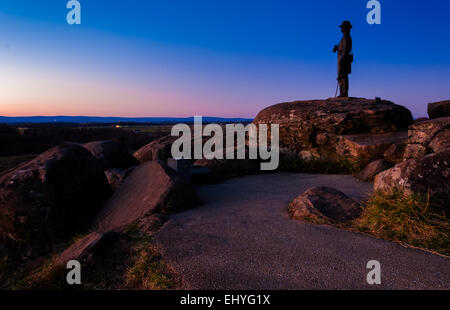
[0,116,253,124]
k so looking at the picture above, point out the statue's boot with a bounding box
[338,77,349,97]
[339,86,348,98]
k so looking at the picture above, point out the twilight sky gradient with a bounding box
[1,0,449,118]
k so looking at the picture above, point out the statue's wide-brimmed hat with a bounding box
[339,21,353,29]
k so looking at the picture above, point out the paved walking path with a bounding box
[155,173,450,289]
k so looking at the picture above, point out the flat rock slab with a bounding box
[155,173,450,290]
[94,161,199,232]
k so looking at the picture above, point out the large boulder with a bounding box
[94,161,200,232]
[428,100,450,119]
[83,140,138,170]
[428,129,450,153]
[374,148,450,209]
[253,98,412,166]
[288,187,362,223]
[0,145,110,241]
[403,117,450,160]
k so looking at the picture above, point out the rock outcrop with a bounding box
[334,131,407,166]
[193,144,262,182]
[0,145,110,241]
[383,143,407,164]
[135,134,261,183]
[288,187,362,223]
[194,157,260,183]
[403,117,450,160]
[133,135,178,163]
[428,100,450,119]
[94,161,200,232]
[83,140,138,170]
[374,148,450,209]
[253,98,412,167]
[133,134,209,164]
[428,129,450,153]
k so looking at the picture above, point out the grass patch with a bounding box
[124,234,175,290]
[124,222,140,236]
[13,260,65,290]
[3,226,177,290]
[353,190,449,256]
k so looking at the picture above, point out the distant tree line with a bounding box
[0,123,157,157]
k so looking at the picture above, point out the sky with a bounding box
[0,0,449,119]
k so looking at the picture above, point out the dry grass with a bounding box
[13,260,64,290]
[4,229,177,290]
[123,234,175,290]
[353,190,449,256]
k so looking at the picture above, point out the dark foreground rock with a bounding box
[288,187,362,223]
[94,161,200,232]
[356,159,391,182]
[374,148,450,209]
[83,140,138,170]
[428,100,450,119]
[0,145,110,241]
[253,98,412,166]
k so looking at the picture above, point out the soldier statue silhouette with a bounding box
[333,21,353,98]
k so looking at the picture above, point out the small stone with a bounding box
[288,187,361,223]
[356,159,391,182]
